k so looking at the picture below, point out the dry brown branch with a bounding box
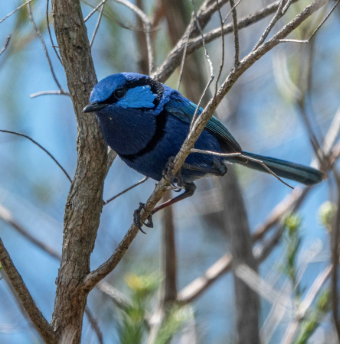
[83,0,329,293]
[253,0,287,51]
[177,107,340,306]
[153,0,287,83]
[280,0,340,44]
[50,0,108,341]
[0,204,105,344]
[0,237,58,343]
[229,0,240,65]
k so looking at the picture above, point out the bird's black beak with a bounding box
[83,102,108,113]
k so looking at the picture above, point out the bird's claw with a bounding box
[133,202,154,233]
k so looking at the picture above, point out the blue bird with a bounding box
[83,72,323,229]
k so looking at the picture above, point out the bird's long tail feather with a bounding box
[231,151,323,185]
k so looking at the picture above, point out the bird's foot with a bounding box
[133,202,154,233]
[163,156,184,191]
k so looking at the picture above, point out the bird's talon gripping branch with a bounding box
[133,203,147,233]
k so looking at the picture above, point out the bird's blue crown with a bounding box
[89,73,164,109]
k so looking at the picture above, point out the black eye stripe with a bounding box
[99,77,164,106]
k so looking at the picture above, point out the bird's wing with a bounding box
[165,96,242,152]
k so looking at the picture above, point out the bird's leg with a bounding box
[133,183,196,231]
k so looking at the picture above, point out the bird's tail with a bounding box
[231,151,323,185]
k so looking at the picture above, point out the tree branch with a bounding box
[82,0,329,292]
[0,237,57,343]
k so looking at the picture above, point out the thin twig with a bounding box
[82,0,329,292]
[116,0,154,74]
[253,0,287,51]
[0,237,57,343]
[84,0,107,22]
[215,0,225,95]
[279,0,340,44]
[190,149,293,188]
[153,0,291,83]
[177,139,340,304]
[90,1,106,47]
[176,31,190,91]
[189,0,215,129]
[0,130,72,183]
[46,0,62,63]
[27,3,66,93]
[0,35,11,56]
[30,90,70,98]
[229,0,240,65]
[0,0,34,24]
[104,177,148,205]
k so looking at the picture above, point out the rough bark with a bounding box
[50,0,107,342]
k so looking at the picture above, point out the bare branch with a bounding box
[229,0,240,65]
[253,0,287,51]
[46,0,62,63]
[84,0,107,22]
[116,0,154,74]
[90,1,106,47]
[0,130,72,182]
[104,177,148,205]
[0,237,57,343]
[83,0,329,292]
[27,3,66,93]
[0,35,11,56]
[153,0,286,83]
[30,90,70,98]
[0,0,34,24]
[189,0,215,129]
[279,0,340,44]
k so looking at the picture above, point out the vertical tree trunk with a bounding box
[50,1,107,342]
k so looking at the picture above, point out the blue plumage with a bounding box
[83,72,323,227]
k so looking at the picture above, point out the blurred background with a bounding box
[1,0,340,343]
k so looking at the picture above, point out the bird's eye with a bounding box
[114,88,126,99]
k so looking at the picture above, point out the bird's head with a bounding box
[83,73,164,114]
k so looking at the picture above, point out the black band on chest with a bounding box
[120,110,168,162]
